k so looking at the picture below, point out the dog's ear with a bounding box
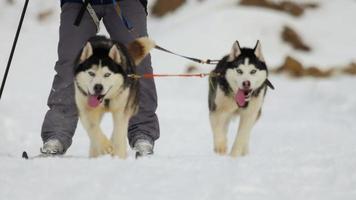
[127,37,155,65]
[79,42,93,63]
[108,44,122,64]
[254,40,265,62]
[228,41,241,62]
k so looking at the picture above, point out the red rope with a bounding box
[143,73,210,78]
[129,73,219,79]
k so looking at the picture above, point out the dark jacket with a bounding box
[138,0,147,13]
[60,0,148,13]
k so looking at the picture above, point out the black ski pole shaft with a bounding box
[0,0,29,100]
[74,0,90,26]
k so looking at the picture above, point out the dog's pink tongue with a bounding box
[88,95,100,108]
[235,89,246,107]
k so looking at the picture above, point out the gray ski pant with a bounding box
[41,0,159,152]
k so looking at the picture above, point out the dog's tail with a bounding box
[128,37,155,66]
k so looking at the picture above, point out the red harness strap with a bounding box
[128,73,220,79]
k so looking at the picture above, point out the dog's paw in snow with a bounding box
[89,136,113,157]
[214,138,227,155]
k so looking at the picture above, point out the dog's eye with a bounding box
[104,73,111,78]
[88,71,95,77]
[236,69,243,74]
[250,70,257,75]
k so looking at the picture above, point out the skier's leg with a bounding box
[41,3,98,153]
[103,1,160,150]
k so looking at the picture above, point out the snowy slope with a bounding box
[1,0,356,200]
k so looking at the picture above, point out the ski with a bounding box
[21,151,89,160]
[21,151,57,160]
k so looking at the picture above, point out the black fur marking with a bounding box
[208,76,218,111]
[230,48,268,72]
[256,109,262,121]
[104,99,110,108]
[212,56,234,96]
[75,81,88,96]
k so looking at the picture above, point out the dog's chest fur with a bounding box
[104,88,130,112]
[214,87,238,112]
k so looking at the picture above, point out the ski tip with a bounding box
[22,151,29,159]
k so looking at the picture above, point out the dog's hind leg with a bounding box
[111,112,130,159]
[209,111,232,155]
[80,111,113,157]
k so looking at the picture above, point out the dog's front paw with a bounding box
[112,147,128,159]
[230,147,249,158]
[89,137,113,157]
[214,144,227,155]
[214,138,227,155]
[229,150,243,158]
[242,145,249,156]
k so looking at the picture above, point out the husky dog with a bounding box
[74,36,155,158]
[208,41,274,157]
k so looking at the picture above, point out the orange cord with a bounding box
[128,73,220,79]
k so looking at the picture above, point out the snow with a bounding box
[1,0,356,200]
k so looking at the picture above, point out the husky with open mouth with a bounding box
[74,36,154,158]
[208,41,274,157]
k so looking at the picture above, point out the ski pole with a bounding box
[74,0,90,27]
[0,0,29,100]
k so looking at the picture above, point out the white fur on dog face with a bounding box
[226,58,267,93]
[76,60,124,97]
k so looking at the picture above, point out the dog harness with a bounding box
[61,0,120,6]
[68,0,147,33]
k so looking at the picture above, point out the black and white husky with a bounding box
[208,41,274,157]
[74,36,155,158]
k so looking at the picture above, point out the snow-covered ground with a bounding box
[1,0,356,199]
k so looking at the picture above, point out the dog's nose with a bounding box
[242,80,251,88]
[94,84,103,94]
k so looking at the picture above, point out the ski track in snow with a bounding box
[1,1,356,200]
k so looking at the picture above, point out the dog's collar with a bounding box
[265,79,275,90]
[252,84,265,97]
[251,79,274,97]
